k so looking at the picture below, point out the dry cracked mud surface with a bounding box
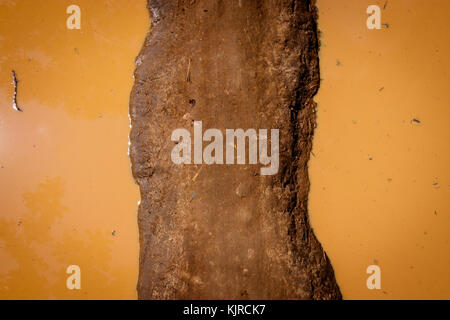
[130,0,341,299]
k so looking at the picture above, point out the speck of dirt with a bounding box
[336,59,341,66]
[240,289,249,297]
[189,99,196,106]
[411,118,421,125]
[368,154,373,160]
[433,182,440,189]
[378,87,384,92]
[112,230,116,236]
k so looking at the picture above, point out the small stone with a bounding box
[235,182,251,198]
[191,276,203,285]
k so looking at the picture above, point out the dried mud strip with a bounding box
[129,0,341,299]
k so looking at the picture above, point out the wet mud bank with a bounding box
[129,0,341,299]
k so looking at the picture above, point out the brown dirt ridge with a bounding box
[129,0,341,299]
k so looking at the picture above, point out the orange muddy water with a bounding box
[311,0,450,299]
[0,0,449,299]
[0,0,147,299]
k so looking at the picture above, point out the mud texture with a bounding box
[130,0,341,299]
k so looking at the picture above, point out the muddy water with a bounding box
[0,0,147,299]
[311,0,450,299]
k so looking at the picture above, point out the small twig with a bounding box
[12,70,23,112]
[186,58,191,83]
[192,166,203,181]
